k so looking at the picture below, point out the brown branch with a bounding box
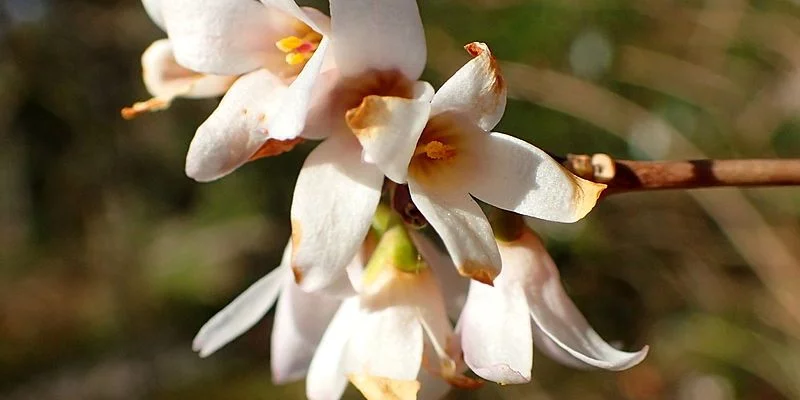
[561,155,800,197]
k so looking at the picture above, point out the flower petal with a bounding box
[267,37,331,141]
[342,307,424,380]
[346,95,431,184]
[260,1,330,35]
[161,0,283,75]
[467,132,605,223]
[192,247,290,358]
[349,375,420,400]
[142,39,236,100]
[410,231,468,321]
[515,232,649,370]
[184,69,289,182]
[407,181,502,284]
[270,278,342,384]
[141,0,164,30]
[457,280,532,384]
[290,134,384,292]
[307,298,360,400]
[330,0,426,80]
[431,42,506,132]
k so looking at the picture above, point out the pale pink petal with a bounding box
[184,69,288,182]
[260,1,330,35]
[431,42,506,131]
[467,132,605,223]
[410,231,468,321]
[346,95,431,183]
[515,232,649,370]
[141,39,235,100]
[161,0,284,75]
[342,307,424,380]
[457,281,532,384]
[307,298,360,400]
[290,134,384,292]
[141,0,164,30]
[407,181,502,285]
[268,37,332,141]
[192,246,291,358]
[270,278,342,384]
[330,0,426,79]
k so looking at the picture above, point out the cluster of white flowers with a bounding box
[126,1,649,399]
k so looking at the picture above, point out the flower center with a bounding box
[413,140,457,160]
[275,28,322,66]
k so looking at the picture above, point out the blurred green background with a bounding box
[3,0,800,398]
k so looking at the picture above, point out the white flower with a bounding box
[288,0,431,292]
[352,42,606,284]
[192,242,361,384]
[457,228,649,384]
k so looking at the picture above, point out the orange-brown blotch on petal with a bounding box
[345,95,391,137]
[248,138,304,161]
[290,219,303,283]
[464,42,505,96]
[560,164,607,222]
[460,262,496,286]
[348,374,421,400]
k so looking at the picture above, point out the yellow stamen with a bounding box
[414,141,457,160]
[285,52,312,65]
[275,36,305,52]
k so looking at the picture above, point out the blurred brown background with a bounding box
[3,0,800,399]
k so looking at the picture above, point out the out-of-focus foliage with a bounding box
[3,0,800,399]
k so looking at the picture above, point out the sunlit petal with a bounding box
[307,298,360,400]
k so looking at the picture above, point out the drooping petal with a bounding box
[267,37,331,141]
[409,231,468,321]
[330,0,426,80]
[431,42,506,132]
[184,69,290,182]
[161,0,284,75]
[467,132,605,223]
[141,0,164,30]
[342,306,424,380]
[192,252,290,358]
[346,95,431,183]
[513,232,649,371]
[270,278,342,384]
[407,181,501,284]
[142,39,236,100]
[290,134,384,292]
[457,281,532,384]
[260,1,330,35]
[307,298,360,400]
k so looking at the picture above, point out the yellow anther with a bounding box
[276,36,305,52]
[302,31,323,44]
[285,52,312,65]
[415,141,457,160]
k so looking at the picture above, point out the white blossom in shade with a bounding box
[352,42,607,285]
[192,241,363,384]
[457,228,649,384]
[288,0,433,293]
[305,228,477,400]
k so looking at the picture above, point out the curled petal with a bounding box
[162,0,283,75]
[271,278,341,384]
[307,298,360,400]
[467,132,605,223]
[184,69,288,182]
[142,39,236,100]
[511,232,649,370]
[330,0,426,80]
[408,181,501,285]
[192,246,291,358]
[431,42,506,131]
[347,95,431,184]
[458,281,532,384]
[290,134,383,292]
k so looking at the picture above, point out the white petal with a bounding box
[270,278,342,384]
[407,180,501,285]
[330,0,426,80]
[290,134,384,292]
[141,0,164,30]
[346,95,431,184]
[141,39,235,100]
[342,306,424,380]
[161,0,284,75]
[192,248,290,358]
[431,42,506,131]
[184,69,289,182]
[260,1,330,35]
[410,231,468,321]
[511,232,649,371]
[307,298,360,400]
[457,281,532,384]
[468,132,605,223]
[267,37,331,141]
